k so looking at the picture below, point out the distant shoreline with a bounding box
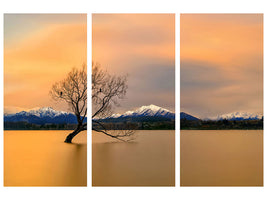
[181,118,263,130]
[181,128,263,130]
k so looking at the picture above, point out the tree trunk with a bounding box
[64,125,84,143]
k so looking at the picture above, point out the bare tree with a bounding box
[50,64,87,143]
[92,63,135,142]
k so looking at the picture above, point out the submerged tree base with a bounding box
[64,133,77,143]
[64,124,87,143]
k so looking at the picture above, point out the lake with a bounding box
[4,130,87,186]
[181,130,263,186]
[92,130,175,186]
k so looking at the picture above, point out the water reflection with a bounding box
[4,130,87,186]
[181,130,263,186]
[92,130,175,186]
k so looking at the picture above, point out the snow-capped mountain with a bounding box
[6,107,68,118]
[107,104,175,120]
[215,112,263,121]
[180,112,199,121]
[4,107,86,125]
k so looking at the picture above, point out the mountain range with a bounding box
[180,111,263,121]
[6,106,260,125]
[215,112,263,121]
[99,104,175,122]
[109,104,174,119]
[4,105,175,125]
[4,107,82,125]
[180,112,199,121]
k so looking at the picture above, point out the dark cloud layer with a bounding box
[181,60,263,118]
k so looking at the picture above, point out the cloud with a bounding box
[180,14,263,118]
[181,60,263,118]
[93,14,174,72]
[4,17,86,111]
[93,14,175,112]
[181,14,263,68]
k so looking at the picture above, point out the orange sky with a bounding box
[4,14,87,114]
[93,14,175,113]
[181,14,263,118]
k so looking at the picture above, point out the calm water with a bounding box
[181,130,263,186]
[92,130,175,186]
[4,130,87,186]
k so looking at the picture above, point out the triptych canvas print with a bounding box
[3,13,263,187]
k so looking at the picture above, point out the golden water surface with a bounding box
[181,130,263,186]
[4,130,87,186]
[92,130,175,186]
